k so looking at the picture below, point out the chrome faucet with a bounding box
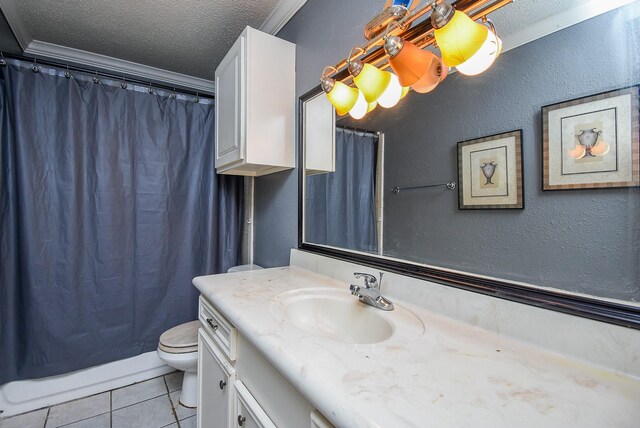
[350,272,394,311]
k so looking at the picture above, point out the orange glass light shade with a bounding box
[411,55,444,93]
[388,40,440,87]
[352,62,391,103]
[325,80,360,116]
[434,10,488,68]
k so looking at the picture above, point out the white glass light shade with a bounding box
[377,73,403,108]
[349,91,368,119]
[456,30,502,76]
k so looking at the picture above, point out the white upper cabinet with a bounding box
[215,26,296,176]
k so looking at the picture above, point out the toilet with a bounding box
[157,320,200,408]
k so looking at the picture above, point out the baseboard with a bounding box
[0,351,173,418]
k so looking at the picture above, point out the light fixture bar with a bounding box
[328,0,512,85]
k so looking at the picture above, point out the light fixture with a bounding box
[319,0,510,115]
[320,67,360,116]
[348,91,369,119]
[377,73,404,108]
[455,19,502,76]
[348,48,391,103]
[431,1,500,76]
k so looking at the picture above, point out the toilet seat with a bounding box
[159,320,199,354]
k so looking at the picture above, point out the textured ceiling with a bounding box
[15,0,280,80]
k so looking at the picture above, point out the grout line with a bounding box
[110,390,112,428]
[112,393,169,412]
[43,407,51,428]
[163,375,181,426]
[56,411,111,428]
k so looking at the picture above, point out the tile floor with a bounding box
[0,372,196,428]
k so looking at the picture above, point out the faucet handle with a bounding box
[353,272,378,288]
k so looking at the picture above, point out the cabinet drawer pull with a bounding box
[206,318,218,330]
[238,415,246,426]
[219,380,226,390]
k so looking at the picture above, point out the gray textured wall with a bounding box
[256,1,639,301]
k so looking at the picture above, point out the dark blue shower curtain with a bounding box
[0,60,243,384]
[305,127,378,253]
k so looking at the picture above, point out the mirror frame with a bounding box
[297,85,640,330]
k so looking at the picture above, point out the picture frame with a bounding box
[542,86,640,190]
[457,130,524,210]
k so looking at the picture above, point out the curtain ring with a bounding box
[194,92,200,103]
[170,88,177,99]
[64,65,71,78]
[121,76,127,89]
[32,59,39,73]
[0,52,6,67]
[93,71,99,83]
[148,83,154,94]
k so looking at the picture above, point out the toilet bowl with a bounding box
[157,320,200,408]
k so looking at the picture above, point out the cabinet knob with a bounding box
[238,415,246,426]
[219,380,226,390]
[206,318,218,330]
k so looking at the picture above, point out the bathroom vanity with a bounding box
[194,251,640,428]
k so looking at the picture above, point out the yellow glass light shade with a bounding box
[352,63,391,103]
[349,91,368,120]
[388,40,440,87]
[325,80,360,116]
[434,10,488,68]
[400,86,410,99]
[411,56,443,93]
[377,73,403,108]
[456,29,502,76]
[367,101,378,112]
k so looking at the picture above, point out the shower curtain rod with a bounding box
[336,125,380,138]
[0,52,213,98]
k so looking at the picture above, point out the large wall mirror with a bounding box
[299,1,640,328]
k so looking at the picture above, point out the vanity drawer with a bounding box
[199,295,237,361]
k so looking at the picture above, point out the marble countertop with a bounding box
[193,267,640,428]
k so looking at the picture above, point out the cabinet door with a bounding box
[234,381,276,428]
[198,329,236,428]
[215,33,245,168]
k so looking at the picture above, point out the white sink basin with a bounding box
[272,287,424,344]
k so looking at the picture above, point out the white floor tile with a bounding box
[45,393,109,428]
[168,391,196,421]
[0,408,48,428]
[179,416,197,428]
[60,413,110,428]
[112,376,168,410]
[112,395,176,428]
[164,371,183,392]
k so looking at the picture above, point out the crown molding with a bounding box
[24,40,215,94]
[260,0,307,35]
[502,0,639,53]
[0,0,33,50]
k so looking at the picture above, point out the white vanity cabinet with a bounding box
[198,295,334,428]
[198,329,236,428]
[214,26,296,177]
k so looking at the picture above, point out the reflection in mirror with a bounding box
[302,2,640,305]
[305,126,383,254]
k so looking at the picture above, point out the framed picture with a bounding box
[542,86,640,190]
[457,130,524,210]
